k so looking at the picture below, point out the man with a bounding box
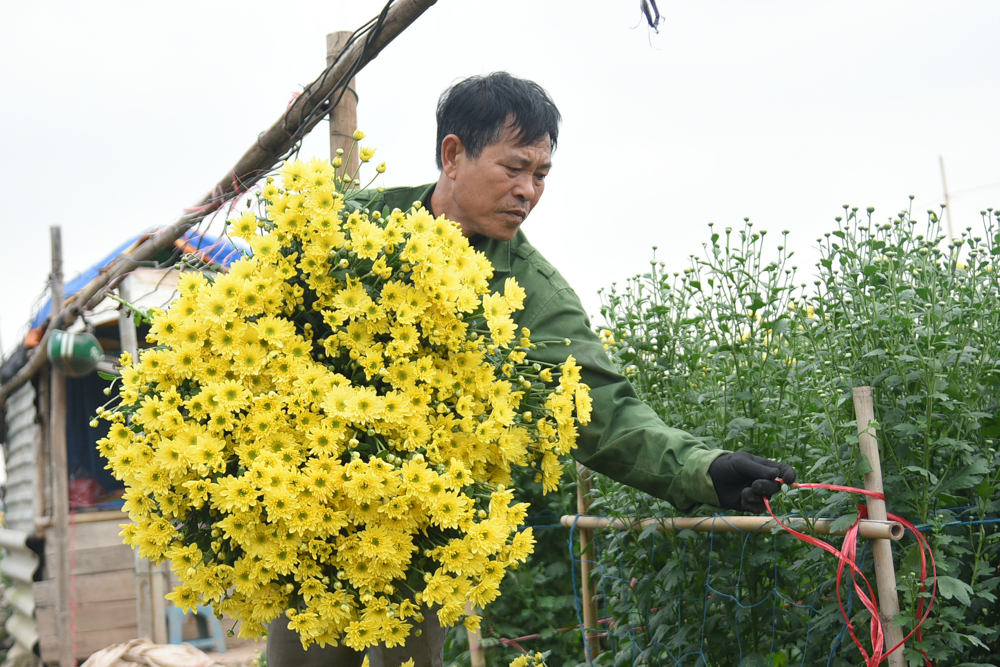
[268,72,796,667]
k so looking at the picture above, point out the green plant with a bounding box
[591,202,1000,665]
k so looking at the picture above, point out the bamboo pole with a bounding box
[465,602,486,667]
[49,227,74,667]
[560,514,905,541]
[939,156,954,242]
[328,31,360,175]
[853,386,905,666]
[576,465,601,662]
[0,0,438,410]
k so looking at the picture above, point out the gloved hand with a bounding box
[708,451,797,514]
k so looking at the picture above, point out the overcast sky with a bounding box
[2,1,998,358]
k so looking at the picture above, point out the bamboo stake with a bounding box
[939,156,954,242]
[560,514,904,541]
[853,386,905,666]
[49,227,73,667]
[465,601,486,667]
[576,465,601,662]
[328,31,360,175]
[0,0,438,410]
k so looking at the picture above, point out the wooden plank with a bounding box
[37,509,129,530]
[43,544,135,579]
[39,625,138,664]
[35,569,137,607]
[36,599,137,635]
[46,518,130,552]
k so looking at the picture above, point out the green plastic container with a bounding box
[47,330,104,377]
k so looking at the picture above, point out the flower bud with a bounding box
[353,130,365,141]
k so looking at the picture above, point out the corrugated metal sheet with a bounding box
[0,527,41,656]
[4,382,40,534]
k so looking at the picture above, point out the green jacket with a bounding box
[347,184,724,510]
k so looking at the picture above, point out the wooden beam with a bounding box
[0,0,438,409]
[48,227,73,667]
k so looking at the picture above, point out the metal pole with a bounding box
[49,226,74,667]
[853,386,905,666]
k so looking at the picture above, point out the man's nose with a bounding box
[511,172,537,201]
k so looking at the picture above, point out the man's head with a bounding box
[435,72,561,171]
[431,73,561,241]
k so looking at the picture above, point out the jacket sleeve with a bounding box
[521,286,725,512]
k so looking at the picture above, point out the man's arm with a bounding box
[520,285,726,511]
[520,285,796,513]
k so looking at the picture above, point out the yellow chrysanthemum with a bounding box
[99,144,590,651]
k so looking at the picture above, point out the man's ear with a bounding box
[440,134,464,179]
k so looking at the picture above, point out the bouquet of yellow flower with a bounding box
[96,137,591,650]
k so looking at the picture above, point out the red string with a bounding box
[765,482,936,666]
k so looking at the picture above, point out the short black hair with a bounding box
[435,72,561,169]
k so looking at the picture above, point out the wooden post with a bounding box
[118,278,160,643]
[327,31,360,176]
[576,465,601,662]
[49,227,74,667]
[35,367,52,534]
[853,387,905,666]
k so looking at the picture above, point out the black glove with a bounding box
[708,451,797,514]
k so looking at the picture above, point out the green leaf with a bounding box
[937,576,974,606]
[938,459,990,494]
[976,481,993,501]
[828,512,859,534]
[857,455,873,475]
[903,465,938,485]
[97,371,118,380]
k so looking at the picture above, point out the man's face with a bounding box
[446,126,552,241]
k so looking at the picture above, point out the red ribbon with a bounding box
[765,482,936,666]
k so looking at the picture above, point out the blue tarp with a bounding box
[29,229,244,331]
